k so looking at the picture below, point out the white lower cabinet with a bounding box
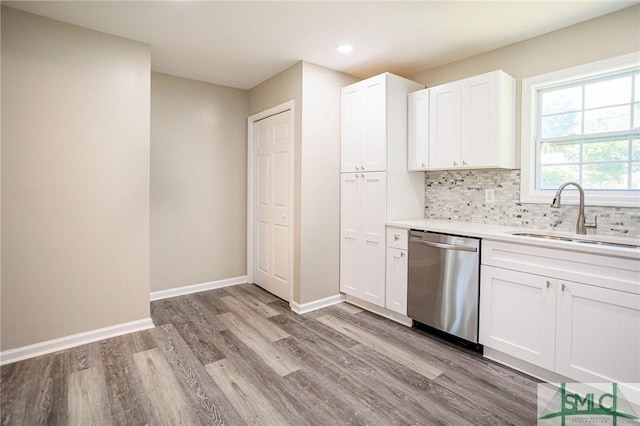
[480,266,556,370]
[385,239,408,315]
[340,172,386,307]
[480,241,640,386]
[555,280,640,384]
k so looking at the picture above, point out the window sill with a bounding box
[520,191,640,208]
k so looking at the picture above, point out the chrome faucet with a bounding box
[551,182,597,235]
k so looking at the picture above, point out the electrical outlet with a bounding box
[485,189,496,203]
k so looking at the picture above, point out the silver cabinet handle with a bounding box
[409,237,477,252]
[562,283,566,292]
[453,161,458,167]
[546,281,551,288]
[400,251,405,257]
[394,234,400,242]
[355,166,360,171]
[421,163,426,168]
[463,160,468,166]
[361,166,365,171]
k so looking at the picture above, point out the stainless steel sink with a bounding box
[510,232,640,250]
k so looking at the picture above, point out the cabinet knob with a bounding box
[463,160,468,166]
[355,173,360,178]
[394,234,400,242]
[355,166,360,171]
[561,283,566,292]
[361,166,365,171]
[546,280,551,288]
[421,163,426,168]
[453,161,458,167]
[400,251,405,258]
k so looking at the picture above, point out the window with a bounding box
[521,53,640,207]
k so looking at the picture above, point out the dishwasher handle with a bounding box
[409,237,478,252]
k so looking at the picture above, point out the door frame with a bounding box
[247,100,295,302]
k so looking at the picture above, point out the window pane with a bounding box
[634,103,640,129]
[584,105,630,134]
[583,163,628,189]
[633,138,640,161]
[541,112,581,138]
[585,75,631,109]
[632,162,640,189]
[541,86,581,114]
[583,139,629,162]
[634,73,640,102]
[540,142,580,164]
[540,165,579,189]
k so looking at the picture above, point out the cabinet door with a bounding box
[386,247,408,315]
[359,172,387,306]
[556,280,640,387]
[461,72,500,168]
[341,83,363,173]
[479,266,557,370]
[361,75,387,172]
[407,89,429,171]
[339,173,360,294]
[429,81,461,169]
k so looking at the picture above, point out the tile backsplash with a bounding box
[424,169,640,238]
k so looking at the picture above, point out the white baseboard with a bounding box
[150,276,247,301]
[290,293,345,314]
[0,317,155,366]
[344,294,413,327]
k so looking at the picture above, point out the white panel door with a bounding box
[341,83,362,173]
[479,266,557,370]
[386,247,408,315]
[340,173,360,295]
[407,89,429,171]
[461,72,499,168]
[362,75,387,172]
[556,280,640,386]
[360,172,386,306]
[429,81,461,169]
[253,110,292,301]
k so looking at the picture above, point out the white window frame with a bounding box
[521,52,640,208]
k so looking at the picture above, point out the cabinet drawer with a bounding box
[482,240,640,295]
[387,227,408,250]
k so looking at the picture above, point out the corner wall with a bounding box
[150,73,249,292]
[248,62,357,305]
[1,7,151,350]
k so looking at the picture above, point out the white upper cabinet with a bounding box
[407,89,429,171]
[428,70,515,170]
[429,81,461,169]
[341,74,387,173]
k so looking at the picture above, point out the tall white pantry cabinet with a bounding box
[340,73,424,308]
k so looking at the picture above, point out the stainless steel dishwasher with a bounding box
[407,230,481,346]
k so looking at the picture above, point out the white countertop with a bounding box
[386,218,640,260]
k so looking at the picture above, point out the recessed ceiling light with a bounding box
[336,44,354,53]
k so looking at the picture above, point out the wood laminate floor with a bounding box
[1,284,540,425]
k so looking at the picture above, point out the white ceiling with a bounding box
[4,1,636,90]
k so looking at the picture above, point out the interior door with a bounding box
[253,110,292,301]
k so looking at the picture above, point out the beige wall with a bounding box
[409,5,640,166]
[300,63,357,304]
[248,63,304,301]
[151,72,248,292]
[1,8,151,350]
